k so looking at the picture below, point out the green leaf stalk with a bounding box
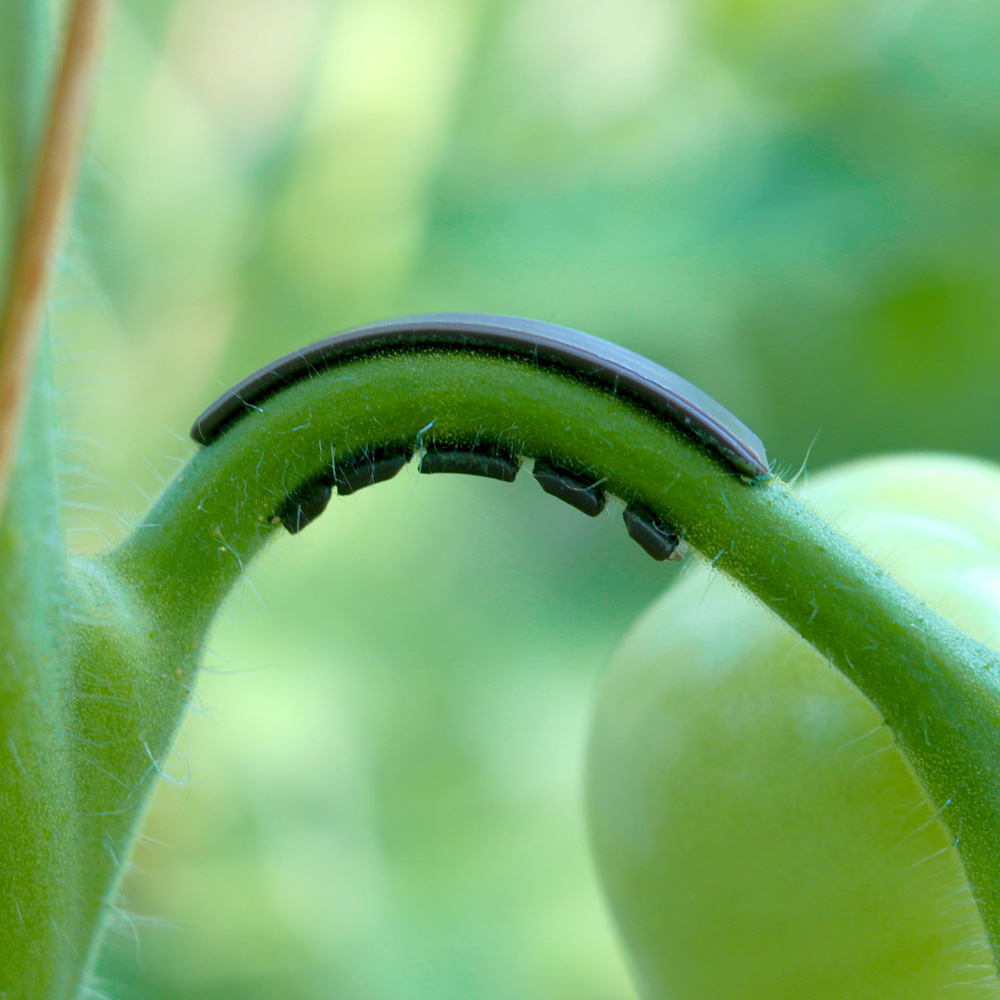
[3,4,1000,999]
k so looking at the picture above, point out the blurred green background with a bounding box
[48,0,998,996]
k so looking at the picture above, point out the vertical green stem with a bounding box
[1,4,93,997]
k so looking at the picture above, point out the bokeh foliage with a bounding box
[46,0,999,996]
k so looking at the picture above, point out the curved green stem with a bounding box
[94,347,1000,970]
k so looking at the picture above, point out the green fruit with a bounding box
[587,454,1000,999]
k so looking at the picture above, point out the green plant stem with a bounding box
[0,345,81,1000]
[0,3,86,998]
[0,0,111,518]
[103,348,1000,969]
[1,4,996,997]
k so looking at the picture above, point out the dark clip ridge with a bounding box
[419,445,519,483]
[623,504,686,561]
[532,459,606,517]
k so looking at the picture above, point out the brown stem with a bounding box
[0,0,113,518]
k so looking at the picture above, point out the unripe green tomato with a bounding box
[587,454,1000,999]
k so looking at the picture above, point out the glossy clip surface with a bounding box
[191,313,769,479]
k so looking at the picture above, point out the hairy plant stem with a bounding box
[2,3,998,998]
[103,349,1000,969]
[1,3,81,998]
[0,0,112,517]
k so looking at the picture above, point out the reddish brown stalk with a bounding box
[0,0,113,518]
